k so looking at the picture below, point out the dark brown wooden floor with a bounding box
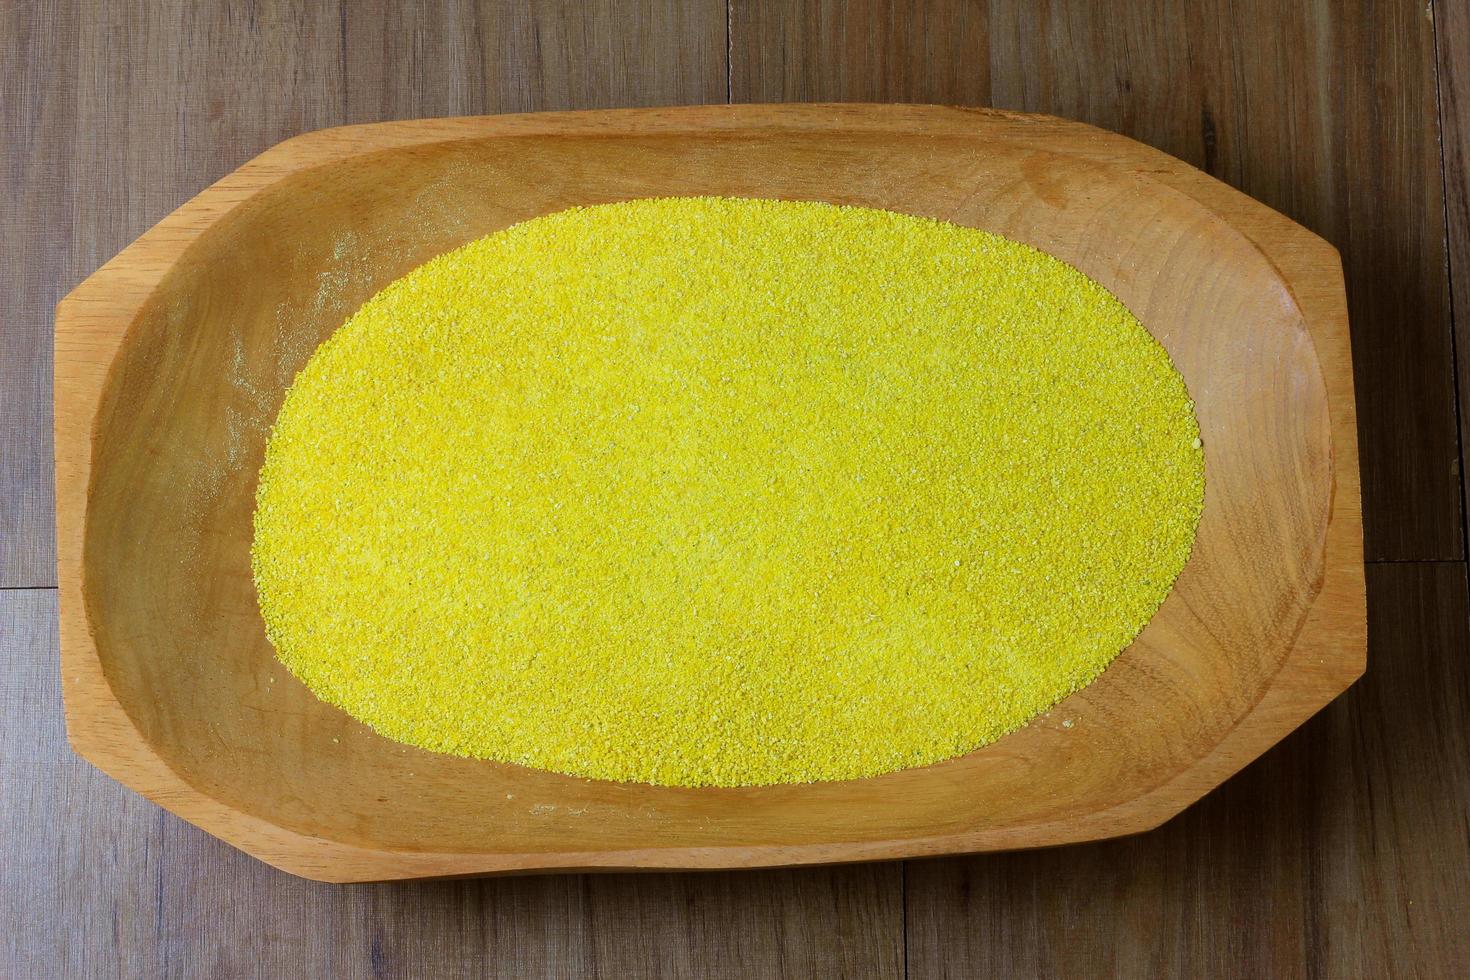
[4,1,1468,976]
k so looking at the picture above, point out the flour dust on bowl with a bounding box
[252,196,1205,788]
[56,106,1363,881]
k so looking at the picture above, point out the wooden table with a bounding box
[4,2,1467,975]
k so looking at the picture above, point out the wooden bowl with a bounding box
[55,104,1364,883]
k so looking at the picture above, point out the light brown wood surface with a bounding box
[54,104,1364,883]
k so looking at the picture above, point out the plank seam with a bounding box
[1429,0,1470,566]
[1364,558,1465,565]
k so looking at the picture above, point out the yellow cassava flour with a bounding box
[251,197,1205,787]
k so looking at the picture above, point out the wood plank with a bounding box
[906,561,1470,978]
[1323,0,1459,561]
[339,1,727,120]
[1438,0,1470,547]
[364,866,903,978]
[729,0,988,104]
[1,589,902,977]
[0,0,75,586]
[730,0,1462,561]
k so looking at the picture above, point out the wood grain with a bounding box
[340,1,727,119]
[906,561,1470,979]
[55,105,1362,880]
[732,0,1462,562]
[1,590,901,978]
[0,0,75,586]
[729,0,988,104]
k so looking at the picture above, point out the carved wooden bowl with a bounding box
[55,105,1364,882]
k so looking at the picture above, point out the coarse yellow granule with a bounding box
[251,196,1205,787]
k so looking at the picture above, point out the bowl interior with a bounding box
[82,128,1331,854]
